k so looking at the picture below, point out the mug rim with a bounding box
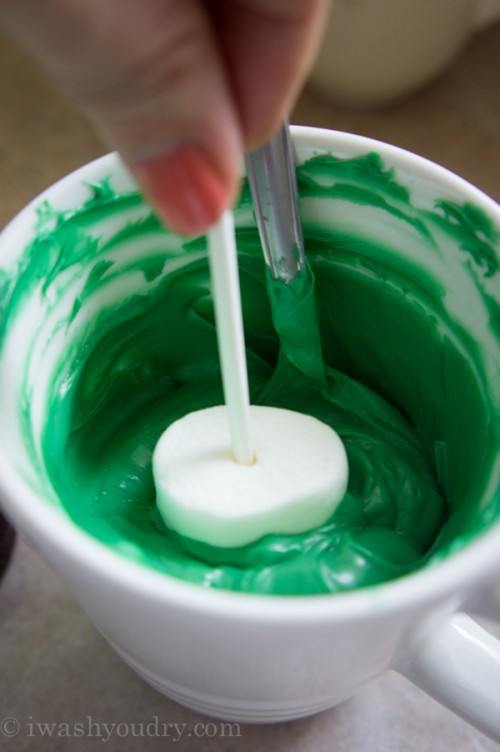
[0,127,499,623]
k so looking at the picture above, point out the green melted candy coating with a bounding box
[1,153,499,595]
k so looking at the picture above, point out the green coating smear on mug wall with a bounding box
[1,152,499,595]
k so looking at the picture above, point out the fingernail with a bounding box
[135,144,229,235]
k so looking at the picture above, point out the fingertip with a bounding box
[134,143,238,236]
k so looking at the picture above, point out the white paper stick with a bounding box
[208,211,254,466]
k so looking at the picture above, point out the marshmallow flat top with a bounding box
[153,405,348,548]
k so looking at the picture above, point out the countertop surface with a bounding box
[1,20,500,752]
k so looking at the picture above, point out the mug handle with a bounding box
[396,609,500,743]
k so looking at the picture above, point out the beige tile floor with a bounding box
[1,20,500,752]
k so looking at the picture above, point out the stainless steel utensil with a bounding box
[245,122,305,284]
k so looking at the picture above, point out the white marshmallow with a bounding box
[153,405,348,548]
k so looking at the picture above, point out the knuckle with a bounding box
[59,13,213,113]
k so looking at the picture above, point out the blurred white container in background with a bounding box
[310,0,500,106]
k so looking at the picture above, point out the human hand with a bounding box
[0,0,329,234]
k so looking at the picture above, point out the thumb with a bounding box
[1,0,244,234]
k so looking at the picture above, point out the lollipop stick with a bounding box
[208,211,255,466]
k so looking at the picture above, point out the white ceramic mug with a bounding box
[0,127,499,741]
[310,0,500,106]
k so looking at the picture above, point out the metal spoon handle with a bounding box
[245,122,305,284]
